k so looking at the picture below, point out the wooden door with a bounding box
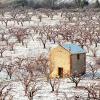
[58,67,63,78]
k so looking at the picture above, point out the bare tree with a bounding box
[36,55,49,81]
[49,77,60,92]
[80,83,98,99]
[10,28,28,45]
[38,33,47,49]
[87,62,98,79]
[62,92,69,100]
[0,27,11,42]
[15,57,26,69]
[16,57,41,100]
[3,19,9,27]
[38,15,42,22]
[23,57,36,75]
[0,62,4,72]
[90,47,98,58]
[17,67,41,100]
[0,32,5,41]
[8,41,16,51]
[0,8,5,17]
[0,81,12,100]
[36,54,60,92]
[4,61,17,79]
[67,73,83,88]
[0,44,7,58]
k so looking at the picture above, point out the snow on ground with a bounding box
[0,9,100,100]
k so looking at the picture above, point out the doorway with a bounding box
[58,67,63,78]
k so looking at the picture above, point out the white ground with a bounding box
[0,9,100,100]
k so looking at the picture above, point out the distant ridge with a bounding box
[0,0,100,9]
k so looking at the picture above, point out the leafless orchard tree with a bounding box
[0,62,4,72]
[87,62,98,79]
[66,73,83,88]
[15,57,26,69]
[20,18,24,26]
[49,12,54,20]
[79,83,99,100]
[0,27,11,42]
[13,57,41,100]
[4,36,12,47]
[4,58,18,79]
[47,29,58,44]
[6,34,18,51]
[15,18,21,26]
[10,10,18,23]
[38,15,42,22]
[23,57,37,75]
[0,8,5,17]
[3,19,9,27]
[62,92,69,100]
[92,32,100,47]
[27,27,36,42]
[35,54,60,93]
[22,39,29,48]
[36,55,49,81]
[8,42,16,51]
[0,44,7,58]
[38,32,47,49]
[0,81,13,100]
[9,28,28,45]
[0,32,6,41]
[17,64,41,100]
[68,93,85,100]
[0,18,4,25]
[49,77,60,92]
[25,13,32,24]
[90,47,98,57]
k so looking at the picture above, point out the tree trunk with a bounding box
[49,79,54,92]
[75,82,78,88]
[0,52,3,58]
[99,90,100,98]
[21,21,23,26]
[22,40,24,46]
[51,86,54,92]
[9,74,12,79]
[43,43,46,49]
[29,97,33,100]
[95,42,97,47]
[11,46,14,51]
[25,86,28,96]
[29,92,33,100]
[92,72,95,79]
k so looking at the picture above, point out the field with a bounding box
[0,7,100,100]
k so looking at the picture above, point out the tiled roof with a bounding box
[63,44,85,54]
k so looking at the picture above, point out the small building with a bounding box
[49,44,86,78]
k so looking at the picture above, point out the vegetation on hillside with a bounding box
[0,0,100,9]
